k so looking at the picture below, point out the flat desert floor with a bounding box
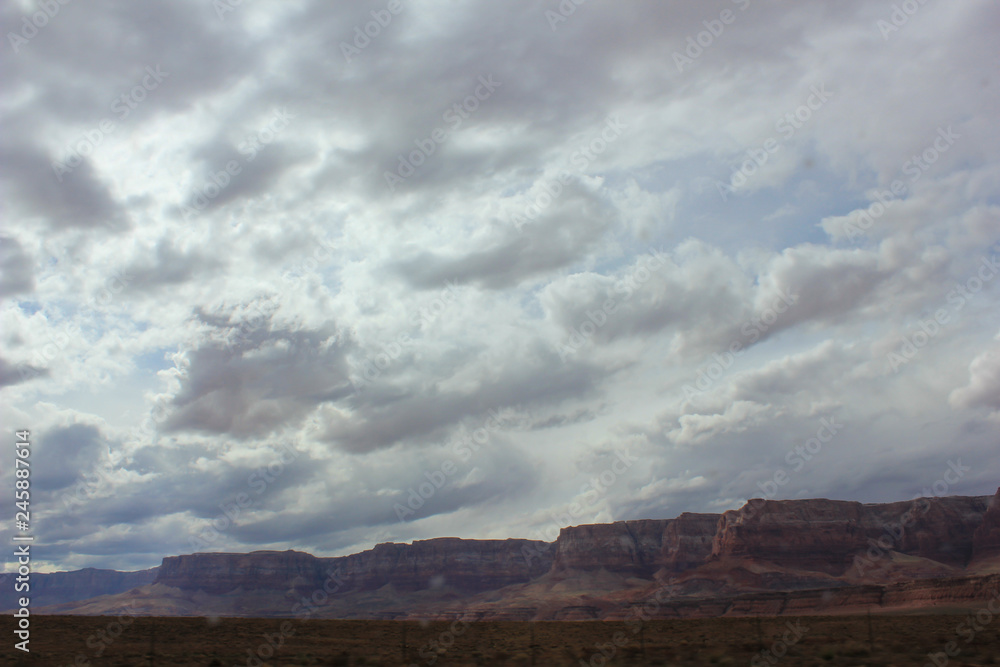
[3,614,999,666]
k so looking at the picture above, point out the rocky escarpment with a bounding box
[329,537,554,593]
[155,539,554,597]
[155,550,327,595]
[0,566,158,611]
[24,488,1000,619]
[710,495,993,575]
[973,488,1000,562]
[660,513,721,573]
[711,498,869,574]
[552,520,669,575]
[551,515,721,576]
[867,495,991,566]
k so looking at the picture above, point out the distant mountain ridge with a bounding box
[0,566,158,612]
[19,488,1000,620]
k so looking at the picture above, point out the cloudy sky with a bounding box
[1,0,998,573]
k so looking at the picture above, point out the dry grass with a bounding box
[2,613,999,666]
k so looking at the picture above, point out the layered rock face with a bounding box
[155,493,995,601]
[328,538,554,592]
[972,488,1000,561]
[552,520,669,575]
[661,513,721,573]
[867,495,991,566]
[156,550,327,595]
[156,539,553,596]
[28,489,1000,619]
[711,498,870,574]
[551,515,721,575]
[711,495,993,574]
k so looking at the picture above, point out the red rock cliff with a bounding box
[661,512,722,573]
[711,495,993,575]
[156,539,553,596]
[867,495,991,566]
[155,550,327,595]
[552,515,721,575]
[552,520,669,575]
[328,537,553,592]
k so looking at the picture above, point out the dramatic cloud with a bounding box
[1,0,997,573]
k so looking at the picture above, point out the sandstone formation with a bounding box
[20,490,1000,620]
[552,520,669,575]
[156,538,553,596]
[660,513,721,573]
[550,514,721,576]
[329,537,554,593]
[156,550,326,595]
[710,495,993,575]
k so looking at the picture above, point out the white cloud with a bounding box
[1,0,998,571]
